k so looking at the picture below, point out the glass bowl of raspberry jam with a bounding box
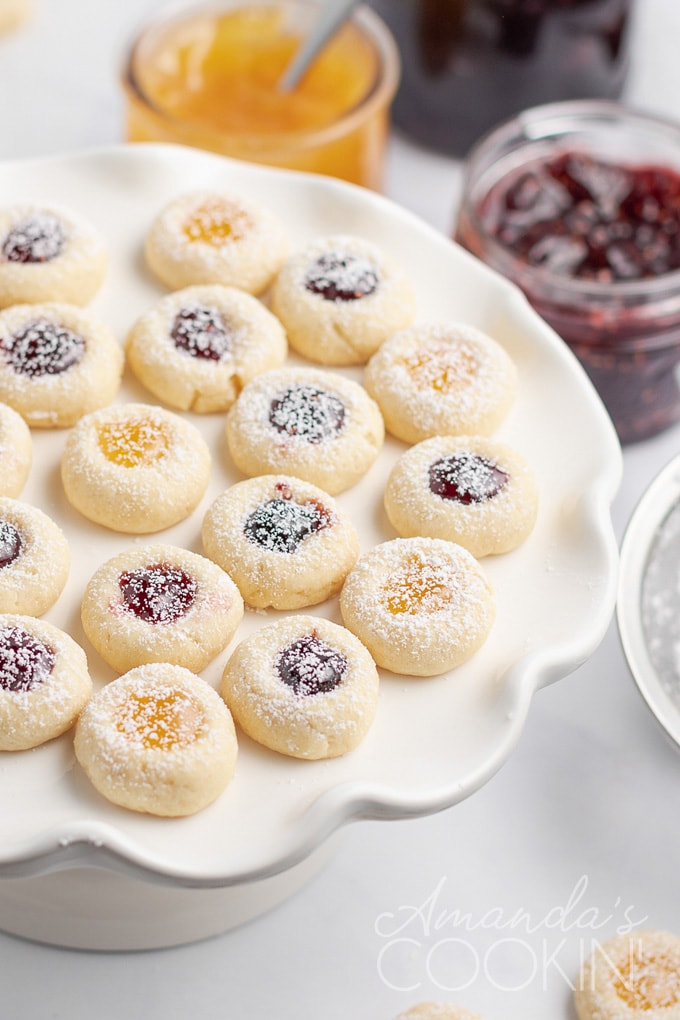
[455,100,680,444]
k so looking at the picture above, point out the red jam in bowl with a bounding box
[455,102,680,443]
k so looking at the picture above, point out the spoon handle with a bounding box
[278,0,362,92]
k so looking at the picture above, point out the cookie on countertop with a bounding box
[61,402,211,533]
[270,234,416,365]
[364,322,518,444]
[0,302,123,428]
[575,929,680,1020]
[202,474,359,610]
[0,498,70,616]
[145,189,288,295]
[126,284,287,413]
[225,365,384,495]
[81,543,244,674]
[384,435,538,557]
[393,1005,486,1020]
[74,662,238,817]
[0,203,107,308]
[340,536,495,677]
[222,614,379,760]
[0,613,92,751]
[0,402,31,497]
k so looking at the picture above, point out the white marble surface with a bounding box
[2,1,680,1018]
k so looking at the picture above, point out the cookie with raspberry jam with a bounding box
[0,204,107,308]
[271,234,416,365]
[202,474,359,609]
[0,402,31,497]
[222,615,379,759]
[126,284,287,413]
[0,498,70,616]
[0,614,91,751]
[225,366,384,494]
[0,302,123,428]
[81,543,243,674]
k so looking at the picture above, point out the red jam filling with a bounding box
[118,563,197,624]
[304,251,379,301]
[276,633,347,697]
[429,452,509,504]
[0,318,85,377]
[170,305,232,361]
[0,625,55,692]
[0,520,22,568]
[244,484,331,554]
[482,152,680,283]
[269,384,345,443]
[2,213,65,263]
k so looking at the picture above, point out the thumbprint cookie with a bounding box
[0,303,124,428]
[74,663,238,816]
[125,284,287,413]
[384,435,539,557]
[575,930,680,1020]
[0,614,92,751]
[0,203,107,308]
[61,402,211,533]
[81,544,244,674]
[340,536,495,676]
[270,234,416,365]
[225,366,384,495]
[202,475,359,610]
[394,1006,485,1020]
[0,498,70,616]
[0,402,31,497]
[222,615,379,760]
[364,322,518,444]
[145,190,288,295]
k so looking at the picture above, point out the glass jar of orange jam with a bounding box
[122,0,399,189]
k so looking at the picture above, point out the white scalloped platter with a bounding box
[0,144,621,890]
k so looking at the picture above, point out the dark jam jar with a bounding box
[455,101,680,444]
[368,0,633,156]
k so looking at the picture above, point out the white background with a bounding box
[1,1,680,1018]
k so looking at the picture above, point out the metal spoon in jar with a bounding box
[278,0,362,92]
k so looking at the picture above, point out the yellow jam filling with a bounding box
[98,419,170,468]
[613,950,680,1010]
[403,342,478,394]
[114,689,204,751]
[182,200,248,247]
[383,556,454,615]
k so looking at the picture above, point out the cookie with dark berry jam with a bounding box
[0,497,70,616]
[271,234,416,366]
[385,435,538,558]
[81,544,244,675]
[0,614,91,751]
[202,475,359,610]
[226,366,384,495]
[222,615,379,759]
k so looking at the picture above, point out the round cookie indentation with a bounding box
[0,614,92,751]
[364,322,518,444]
[385,436,539,557]
[144,190,288,295]
[61,402,211,533]
[340,536,495,676]
[0,498,70,616]
[0,204,107,308]
[575,929,680,1020]
[222,615,379,760]
[0,303,124,428]
[0,402,31,497]
[74,663,238,816]
[81,544,244,674]
[125,284,287,413]
[271,234,416,366]
[225,367,384,495]
[202,475,359,610]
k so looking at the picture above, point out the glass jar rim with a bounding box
[122,0,400,153]
[459,99,680,303]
